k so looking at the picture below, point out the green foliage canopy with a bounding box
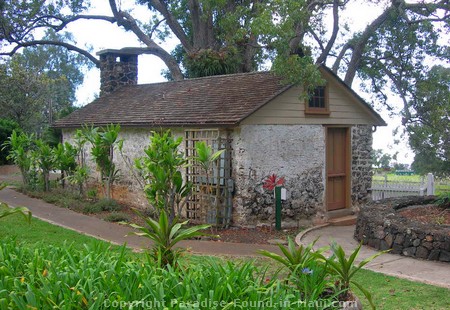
[407,65,450,177]
[1,0,448,112]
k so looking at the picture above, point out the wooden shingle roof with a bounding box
[53,71,290,128]
[54,68,386,128]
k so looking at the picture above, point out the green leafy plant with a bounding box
[135,130,192,220]
[33,139,55,192]
[193,141,225,225]
[0,239,325,309]
[292,260,343,308]
[322,242,387,309]
[0,202,31,223]
[259,237,325,275]
[2,130,35,187]
[84,125,122,199]
[435,192,450,209]
[86,188,98,200]
[82,204,103,214]
[52,142,77,189]
[130,209,214,267]
[66,166,89,197]
[194,141,224,173]
[258,238,339,303]
[104,212,130,222]
[92,198,122,212]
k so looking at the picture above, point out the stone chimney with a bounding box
[97,49,139,96]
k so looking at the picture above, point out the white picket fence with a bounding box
[371,173,435,201]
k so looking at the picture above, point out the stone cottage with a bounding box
[53,48,386,227]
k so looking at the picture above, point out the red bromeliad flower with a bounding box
[263,174,285,191]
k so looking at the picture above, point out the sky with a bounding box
[67,0,414,165]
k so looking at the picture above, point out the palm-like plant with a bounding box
[194,141,224,225]
[130,209,215,267]
[84,125,122,199]
[258,237,325,274]
[34,139,55,191]
[321,242,387,309]
[2,130,34,186]
[52,142,77,188]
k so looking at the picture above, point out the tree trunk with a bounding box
[43,170,50,192]
[105,178,111,200]
[61,171,65,189]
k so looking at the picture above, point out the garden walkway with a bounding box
[1,187,449,289]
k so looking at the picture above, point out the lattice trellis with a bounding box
[184,129,233,227]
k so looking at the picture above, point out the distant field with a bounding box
[372,173,450,195]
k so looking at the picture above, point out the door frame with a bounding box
[325,126,352,211]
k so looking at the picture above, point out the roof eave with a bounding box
[52,121,239,129]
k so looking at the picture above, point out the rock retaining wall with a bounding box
[355,196,450,262]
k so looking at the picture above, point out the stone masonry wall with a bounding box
[355,196,450,262]
[63,124,373,227]
[231,125,326,227]
[351,125,373,206]
[99,53,138,96]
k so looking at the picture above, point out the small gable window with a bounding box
[305,85,329,115]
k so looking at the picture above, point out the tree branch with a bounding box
[316,0,340,64]
[343,0,450,85]
[148,0,193,51]
[332,43,352,73]
[108,0,184,80]
[0,40,100,67]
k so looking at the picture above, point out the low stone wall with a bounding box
[355,196,450,262]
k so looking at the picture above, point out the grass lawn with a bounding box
[1,212,449,309]
[352,270,449,309]
[0,209,112,250]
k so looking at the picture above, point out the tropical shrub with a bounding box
[92,198,122,212]
[84,125,122,199]
[130,209,213,268]
[2,130,36,187]
[193,141,225,225]
[259,238,334,301]
[52,142,77,188]
[260,239,386,309]
[66,165,89,196]
[321,242,386,309]
[82,203,103,214]
[135,130,191,220]
[33,139,55,191]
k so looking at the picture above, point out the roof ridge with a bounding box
[133,70,274,88]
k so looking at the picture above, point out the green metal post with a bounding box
[275,186,282,231]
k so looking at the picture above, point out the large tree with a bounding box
[0,0,449,111]
[0,31,90,133]
[407,65,450,177]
